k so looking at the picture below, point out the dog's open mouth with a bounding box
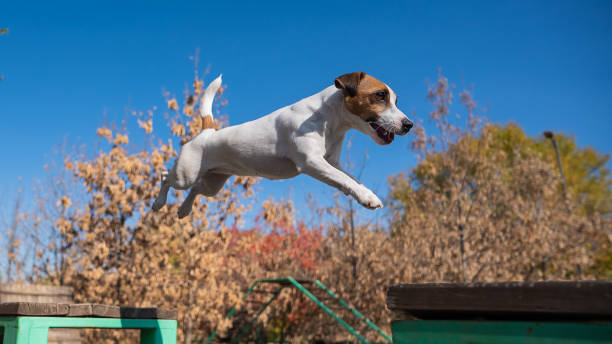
[369,122,394,144]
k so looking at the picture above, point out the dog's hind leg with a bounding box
[177,183,202,218]
[200,172,231,196]
[153,154,202,212]
[152,170,171,211]
[177,172,230,218]
[153,163,188,211]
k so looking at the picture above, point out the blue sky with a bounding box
[1,1,611,222]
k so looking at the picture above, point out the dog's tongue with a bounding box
[376,126,394,143]
[370,122,394,144]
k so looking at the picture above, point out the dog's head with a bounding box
[335,72,413,145]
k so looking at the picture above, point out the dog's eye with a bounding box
[375,91,387,101]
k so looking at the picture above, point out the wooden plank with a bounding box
[387,281,612,320]
[67,304,177,319]
[0,302,177,319]
[48,328,82,344]
[0,302,69,316]
[0,284,73,303]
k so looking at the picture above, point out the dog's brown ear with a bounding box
[334,72,365,97]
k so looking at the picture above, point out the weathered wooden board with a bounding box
[0,302,177,320]
[0,302,69,316]
[0,284,73,304]
[67,304,177,319]
[387,281,612,320]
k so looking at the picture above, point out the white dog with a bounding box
[152,72,413,218]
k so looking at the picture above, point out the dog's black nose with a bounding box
[401,119,414,133]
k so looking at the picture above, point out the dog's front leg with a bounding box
[297,156,382,209]
[325,141,368,185]
[327,159,362,185]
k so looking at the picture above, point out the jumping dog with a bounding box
[152,72,413,218]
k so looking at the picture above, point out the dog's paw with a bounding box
[152,198,165,212]
[355,187,383,210]
[177,204,192,219]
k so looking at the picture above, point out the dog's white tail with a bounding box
[200,74,222,130]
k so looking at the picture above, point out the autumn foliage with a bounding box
[1,68,610,343]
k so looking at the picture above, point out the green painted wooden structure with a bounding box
[205,277,391,343]
[0,303,178,344]
[387,281,612,343]
[391,320,612,344]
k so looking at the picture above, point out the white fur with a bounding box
[152,76,412,218]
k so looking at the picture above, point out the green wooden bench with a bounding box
[387,281,612,343]
[0,302,177,344]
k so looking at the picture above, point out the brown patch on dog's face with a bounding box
[334,72,391,121]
